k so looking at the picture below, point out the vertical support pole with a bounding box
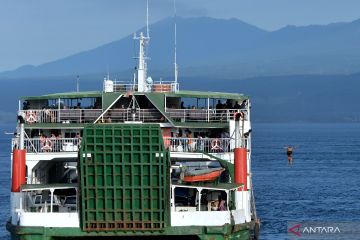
[19,195,23,211]
[207,98,210,122]
[76,188,78,211]
[226,190,229,210]
[197,188,202,211]
[58,98,61,123]
[50,188,54,213]
[19,123,24,150]
[171,186,175,212]
[235,118,239,148]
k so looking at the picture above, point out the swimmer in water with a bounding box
[286,146,293,156]
[284,146,294,164]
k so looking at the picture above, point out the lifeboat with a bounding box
[183,167,225,182]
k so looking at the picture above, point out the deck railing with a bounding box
[104,80,179,93]
[19,109,102,124]
[20,108,247,124]
[102,109,163,123]
[163,137,232,153]
[165,109,248,122]
[20,185,78,213]
[21,138,81,153]
[19,109,164,124]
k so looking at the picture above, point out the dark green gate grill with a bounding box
[79,124,169,231]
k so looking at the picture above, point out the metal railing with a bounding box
[21,187,78,213]
[22,138,81,153]
[19,109,165,124]
[19,109,102,124]
[163,137,232,153]
[100,109,164,123]
[104,80,179,93]
[165,109,248,122]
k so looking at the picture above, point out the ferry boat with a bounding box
[7,4,259,240]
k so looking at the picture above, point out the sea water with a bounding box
[252,123,360,239]
[0,123,359,239]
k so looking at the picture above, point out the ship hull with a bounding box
[7,220,257,240]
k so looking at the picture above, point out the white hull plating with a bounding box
[171,210,246,227]
[19,212,79,228]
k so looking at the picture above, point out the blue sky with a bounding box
[0,0,360,72]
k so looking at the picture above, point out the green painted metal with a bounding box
[7,220,253,239]
[21,90,247,103]
[21,91,102,101]
[24,121,228,130]
[144,93,174,125]
[144,93,165,111]
[24,123,85,129]
[173,122,228,128]
[101,92,122,110]
[166,90,248,100]
[79,124,169,231]
[202,152,235,181]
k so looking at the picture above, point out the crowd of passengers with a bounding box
[22,100,102,110]
[167,129,231,153]
[174,99,248,110]
[22,131,82,152]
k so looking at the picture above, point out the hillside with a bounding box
[2,17,360,79]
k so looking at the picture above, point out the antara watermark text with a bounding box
[288,222,359,239]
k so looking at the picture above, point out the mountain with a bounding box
[0,17,266,78]
[3,16,360,79]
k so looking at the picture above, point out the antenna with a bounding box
[135,0,151,92]
[146,0,150,38]
[174,0,178,83]
[76,75,80,92]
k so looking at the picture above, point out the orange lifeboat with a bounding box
[183,167,225,182]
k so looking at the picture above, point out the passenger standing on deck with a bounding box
[216,100,224,120]
[186,130,194,152]
[233,101,241,109]
[239,99,247,109]
[218,195,226,211]
[180,101,185,109]
[216,100,223,109]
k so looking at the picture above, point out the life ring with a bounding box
[26,111,37,123]
[233,111,244,121]
[211,138,222,151]
[41,138,52,151]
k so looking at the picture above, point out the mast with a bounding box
[135,0,150,92]
[76,75,80,92]
[174,0,178,84]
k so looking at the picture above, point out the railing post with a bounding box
[58,98,61,123]
[50,188,54,213]
[197,188,202,211]
[207,98,210,122]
